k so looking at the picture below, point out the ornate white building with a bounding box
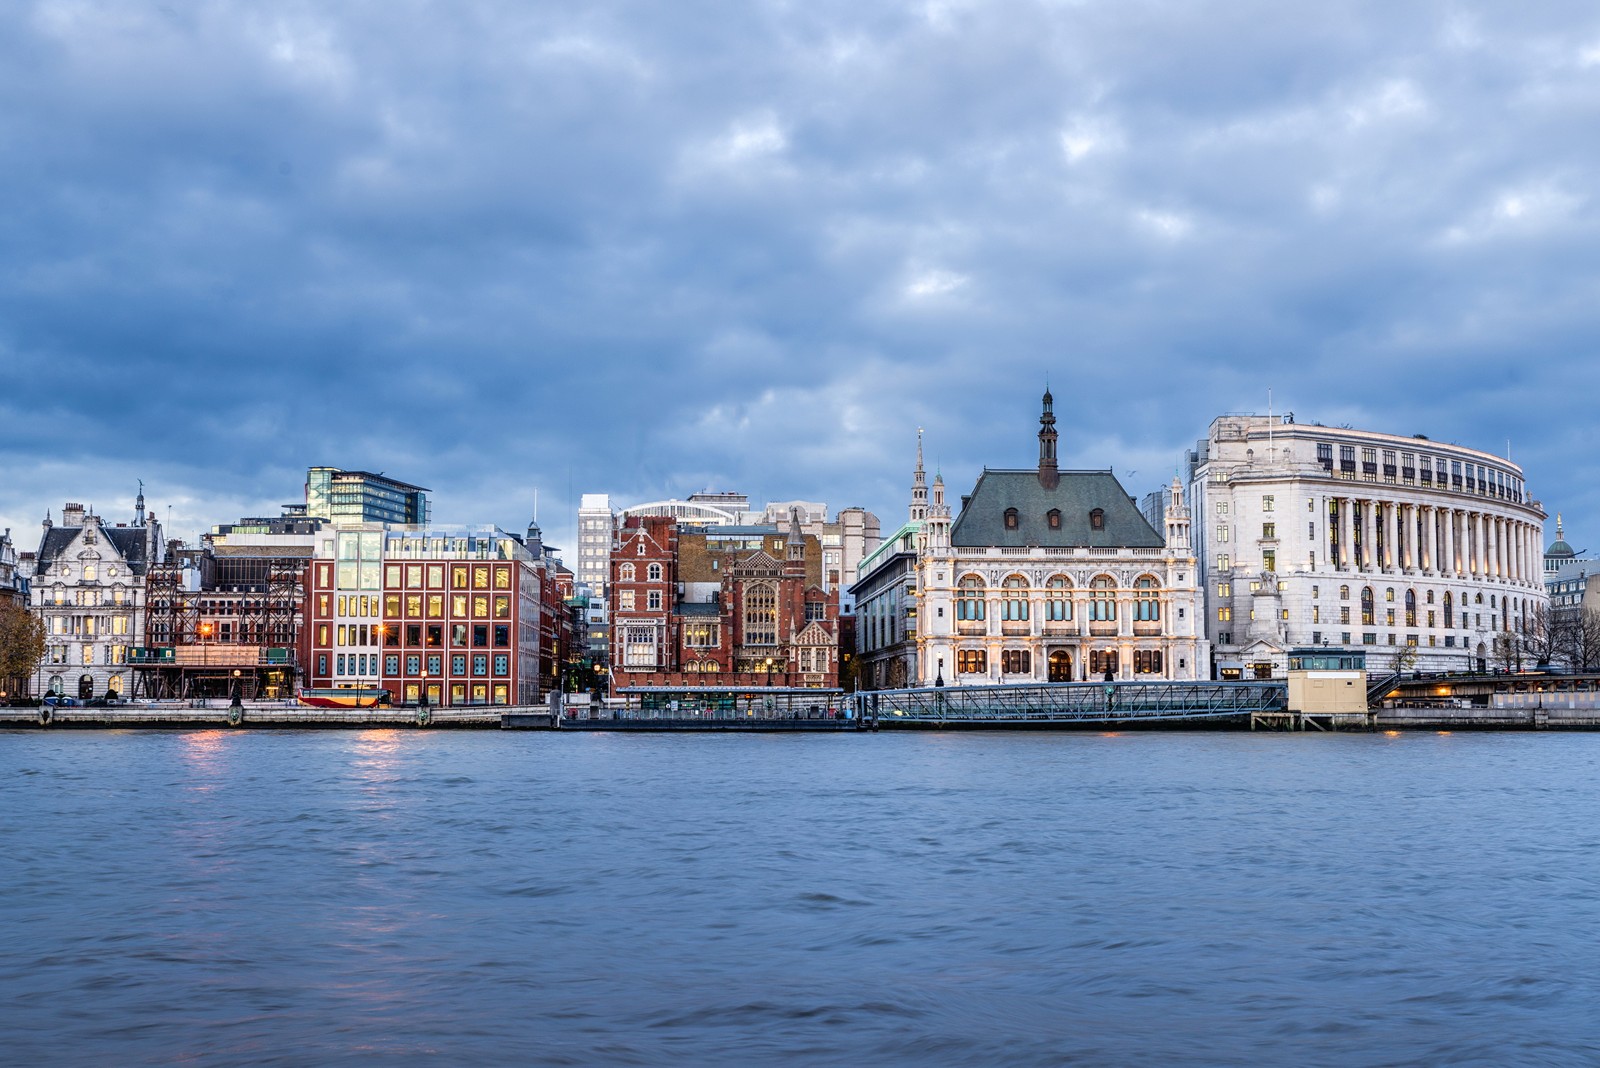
[912,392,1207,685]
[1187,414,1548,677]
[30,494,164,699]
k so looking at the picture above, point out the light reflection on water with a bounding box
[4,730,1600,1066]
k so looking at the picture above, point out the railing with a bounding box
[855,680,1287,725]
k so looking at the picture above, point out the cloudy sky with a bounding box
[3,1,1597,557]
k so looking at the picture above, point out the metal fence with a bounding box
[853,680,1288,725]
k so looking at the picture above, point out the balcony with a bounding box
[956,621,987,637]
[1000,621,1030,636]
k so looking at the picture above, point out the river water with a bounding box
[4,729,1600,1066]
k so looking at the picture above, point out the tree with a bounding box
[1560,608,1600,673]
[1519,604,1566,669]
[0,602,46,700]
[1491,632,1520,674]
[1389,642,1420,676]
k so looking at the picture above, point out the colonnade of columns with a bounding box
[1326,497,1542,584]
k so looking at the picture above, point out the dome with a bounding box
[1548,514,1576,559]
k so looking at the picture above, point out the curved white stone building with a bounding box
[1188,415,1548,677]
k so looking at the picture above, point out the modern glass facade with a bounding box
[306,468,430,526]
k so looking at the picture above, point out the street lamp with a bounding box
[764,656,774,688]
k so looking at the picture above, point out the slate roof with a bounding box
[34,524,155,577]
[674,602,721,617]
[949,469,1164,549]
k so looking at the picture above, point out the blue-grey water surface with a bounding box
[4,729,1600,1066]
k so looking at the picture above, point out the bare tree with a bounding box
[1562,609,1600,673]
[1520,604,1564,669]
[1492,633,1520,674]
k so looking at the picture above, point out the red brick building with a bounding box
[609,513,840,690]
[306,527,546,706]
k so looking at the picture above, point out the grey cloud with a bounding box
[3,0,1598,553]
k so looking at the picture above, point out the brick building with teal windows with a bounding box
[307,526,545,706]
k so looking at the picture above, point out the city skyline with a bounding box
[3,3,1596,556]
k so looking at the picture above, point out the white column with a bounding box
[1401,505,1414,572]
[1385,502,1399,569]
[1427,505,1440,572]
[1446,509,1458,575]
[1338,498,1352,569]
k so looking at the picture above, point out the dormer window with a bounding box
[1089,508,1105,530]
[1047,509,1061,530]
[1004,508,1019,530]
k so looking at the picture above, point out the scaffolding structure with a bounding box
[132,551,307,699]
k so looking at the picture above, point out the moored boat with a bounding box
[296,687,393,709]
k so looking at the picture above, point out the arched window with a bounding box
[1090,576,1116,621]
[1339,585,1350,600]
[1047,509,1061,530]
[1134,576,1161,621]
[647,563,663,582]
[1001,575,1029,621]
[745,583,777,645]
[1004,508,1019,530]
[1443,592,1454,629]
[957,575,985,621]
[618,563,636,582]
[1385,588,1395,602]
[1089,508,1106,530]
[1405,589,1417,627]
[1045,575,1072,621]
[1361,587,1375,625]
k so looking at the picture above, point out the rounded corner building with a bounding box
[1187,414,1548,678]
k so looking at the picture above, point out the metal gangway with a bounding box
[853,680,1288,727]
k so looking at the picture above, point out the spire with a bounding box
[1038,387,1059,490]
[135,480,146,528]
[910,427,928,523]
[786,507,805,565]
[1163,473,1191,552]
[1558,513,1565,539]
[43,508,52,530]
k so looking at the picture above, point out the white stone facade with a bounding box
[1188,415,1548,676]
[916,476,1208,684]
[30,500,164,699]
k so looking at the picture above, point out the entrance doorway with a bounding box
[78,674,95,699]
[1048,650,1073,682]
